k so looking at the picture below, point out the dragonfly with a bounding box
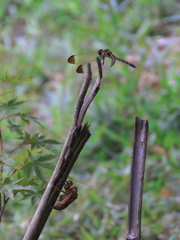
[67,49,136,73]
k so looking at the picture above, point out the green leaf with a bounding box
[27,150,33,161]
[34,166,46,181]
[42,139,61,145]
[23,152,55,181]
[18,132,60,149]
[21,188,45,207]
[35,154,57,163]
[14,112,43,127]
[31,189,45,207]
[0,88,17,97]
[21,190,36,200]
[45,145,60,156]
[12,76,33,83]
[0,72,33,83]
[0,153,15,164]
[39,162,54,170]
[7,120,23,136]
[31,146,47,154]
[3,177,11,184]
[23,162,35,181]
[0,98,25,111]
[0,178,28,200]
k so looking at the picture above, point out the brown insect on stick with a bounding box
[52,180,78,211]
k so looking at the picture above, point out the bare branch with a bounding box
[127,117,148,240]
[23,59,102,240]
[0,125,3,219]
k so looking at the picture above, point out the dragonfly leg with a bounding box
[102,56,105,65]
[99,56,105,65]
[110,58,116,67]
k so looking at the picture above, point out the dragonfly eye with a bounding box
[97,49,103,56]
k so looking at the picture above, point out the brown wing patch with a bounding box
[67,55,76,64]
[76,64,84,73]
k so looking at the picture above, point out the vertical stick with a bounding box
[127,117,149,240]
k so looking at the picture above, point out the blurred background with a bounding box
[1,0,180,239]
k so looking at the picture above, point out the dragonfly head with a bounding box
[97,49,103,56]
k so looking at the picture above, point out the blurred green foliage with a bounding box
[1,0,180,239]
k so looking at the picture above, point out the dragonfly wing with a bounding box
[67,53,100,73]
[67,53,94,65]
[76,58,103,73]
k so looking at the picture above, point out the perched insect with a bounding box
[67,48,136,73]
[52,180,78,211]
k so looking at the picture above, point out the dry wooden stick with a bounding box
[126,117,149,240]
[23,58,102,240]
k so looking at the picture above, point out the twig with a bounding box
[0,195,9,221]
[126,117,148,240]
[0,124,3,220]
[23,58,102,240]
